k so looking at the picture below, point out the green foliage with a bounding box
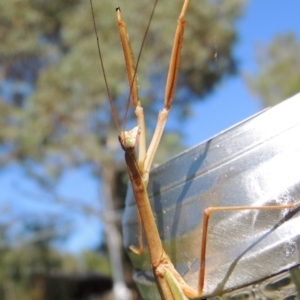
[81,251,112,276]
[0,246,79,300]
[245,33,300,107]
[0,246,112,299]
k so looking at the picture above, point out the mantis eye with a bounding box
[119,126,140,150]
[125,137,136,148]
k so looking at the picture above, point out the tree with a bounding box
[245,33,300,107]
[0,0,245,297]
[1,0,245,165]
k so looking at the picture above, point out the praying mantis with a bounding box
[90,0,300,299]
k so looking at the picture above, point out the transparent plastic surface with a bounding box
[123,93,300,299]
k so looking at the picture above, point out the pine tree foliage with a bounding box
[0,0,244,170]
[246,33,300,107]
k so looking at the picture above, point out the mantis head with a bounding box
[119,126,140,152]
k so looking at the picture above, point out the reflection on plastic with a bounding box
[123,93,300,299]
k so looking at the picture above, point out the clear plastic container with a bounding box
[123,93,300,299]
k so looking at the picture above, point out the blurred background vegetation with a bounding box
[0,0,300,299]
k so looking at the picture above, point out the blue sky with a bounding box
[1,1,300,254]
[184,1,300,147]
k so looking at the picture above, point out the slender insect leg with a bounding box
[198,199,300,294]
[116,8,147,170]
[144,0,191,178]
[116,8,149,256]
[129,211,145,255]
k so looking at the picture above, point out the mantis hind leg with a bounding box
[197,199,300,295]
[130,211,144,255]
